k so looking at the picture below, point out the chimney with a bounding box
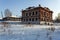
[39,4,41,7]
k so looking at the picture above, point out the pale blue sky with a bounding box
[0,0,60,19]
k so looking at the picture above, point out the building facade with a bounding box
[22,5,53,24]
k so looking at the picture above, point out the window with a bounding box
[26,13,28,16]
[29,18,31,21]
[47,19,48,21]
[44,12,46,16]
[41,18,43,21]
[36,18,38,21]
[32,18,34,21]
[26,19,28,21]
[24,19,25,21]
[36,11,38,15]
[29,13,31,16]
[32,12,34,15]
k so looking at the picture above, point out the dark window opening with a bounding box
[36,11,38,15]
[32,18,34,21]
[32,12,34,15]
[24,19,25,21]
[36,18,38,21]
[26,19,28,21]
[29,18,31,21]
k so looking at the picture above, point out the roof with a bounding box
[22,6,53,13]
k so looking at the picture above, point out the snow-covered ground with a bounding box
[0,24,60,40]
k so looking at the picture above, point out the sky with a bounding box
[0,0,60,19]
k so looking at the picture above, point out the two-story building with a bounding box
[22,5,53,24]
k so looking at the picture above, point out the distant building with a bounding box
[3,9,21,21]
[22,5,53,24]
[3,17,21,21]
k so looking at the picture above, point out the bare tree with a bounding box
[4,9,12,17]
